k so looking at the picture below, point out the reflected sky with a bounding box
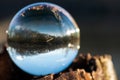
[7,47,78,75]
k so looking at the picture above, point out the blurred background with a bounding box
[0,0,120,79]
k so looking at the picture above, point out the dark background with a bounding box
[0,0,120,79]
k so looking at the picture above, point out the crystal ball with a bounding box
[7,2,80,76]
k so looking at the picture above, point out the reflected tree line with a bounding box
[7,28,78,55]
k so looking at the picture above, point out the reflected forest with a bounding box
[7,28,78,55]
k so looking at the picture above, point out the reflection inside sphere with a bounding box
[7,2,80,76]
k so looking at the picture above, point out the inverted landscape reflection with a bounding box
[7,2,80,76]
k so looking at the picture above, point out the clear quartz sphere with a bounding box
[7,2,80,76]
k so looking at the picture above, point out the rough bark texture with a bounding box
[0,47,118,80]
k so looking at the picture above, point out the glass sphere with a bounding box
[7,2,80,76]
